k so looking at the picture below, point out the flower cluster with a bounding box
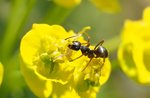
[20,24,111,98]
[118,7,150,85]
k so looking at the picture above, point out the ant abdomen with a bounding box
[94,46,108,58]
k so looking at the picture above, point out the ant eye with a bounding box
[68,41,81,50]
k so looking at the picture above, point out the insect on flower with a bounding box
[65,27,108,72]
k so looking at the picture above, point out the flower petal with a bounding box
[143,7,150,23]
[0,62,4,86]
[20,24,111,98]
[20,60,52,97]
[118,7,150,85]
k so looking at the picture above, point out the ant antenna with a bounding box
[64,35,77,40]
[94,40,104,50]
[65,26,91,41]
[79,26,91,43]
[82,58,93,72]
[69,54,83,62]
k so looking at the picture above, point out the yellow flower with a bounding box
[0,62,4,86]
[118,7,150,85]
[20,24,111,98]
[90,0,121,13]
[53,0,81,8]
[53,0,121,13]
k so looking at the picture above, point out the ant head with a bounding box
[94,46,108,58]
[68,41,81,51]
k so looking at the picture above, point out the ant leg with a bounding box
[94,40,104,50]
[65,26,91,43]
[69,55,83,62]
[80,32,91,47]
[78,26,91,45]
[65,26,90,40]
[100,58,105,70]
[84,32,90,43]
[86,35,90,47]
[81,40,90,47]
[83,31,91,46]
[98,58,105,76]
[82,58,93,72]
[79,26,91,35]
[65,33,90,41]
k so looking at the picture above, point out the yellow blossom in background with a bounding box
[53,0,121,13]
[53,0,81,8]
[90,0,121,13]
[20,24,111,98]
[118,7,150,85]
[0,62,4,86]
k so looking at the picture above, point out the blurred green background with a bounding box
[0,0,150,98]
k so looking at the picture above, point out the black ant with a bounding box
[65,28,108,72]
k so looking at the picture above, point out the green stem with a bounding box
[1,0,35,62]
[105,35,121,70]
[43,3,73,24]
[0,51,26,98]
[105,35,121,53]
